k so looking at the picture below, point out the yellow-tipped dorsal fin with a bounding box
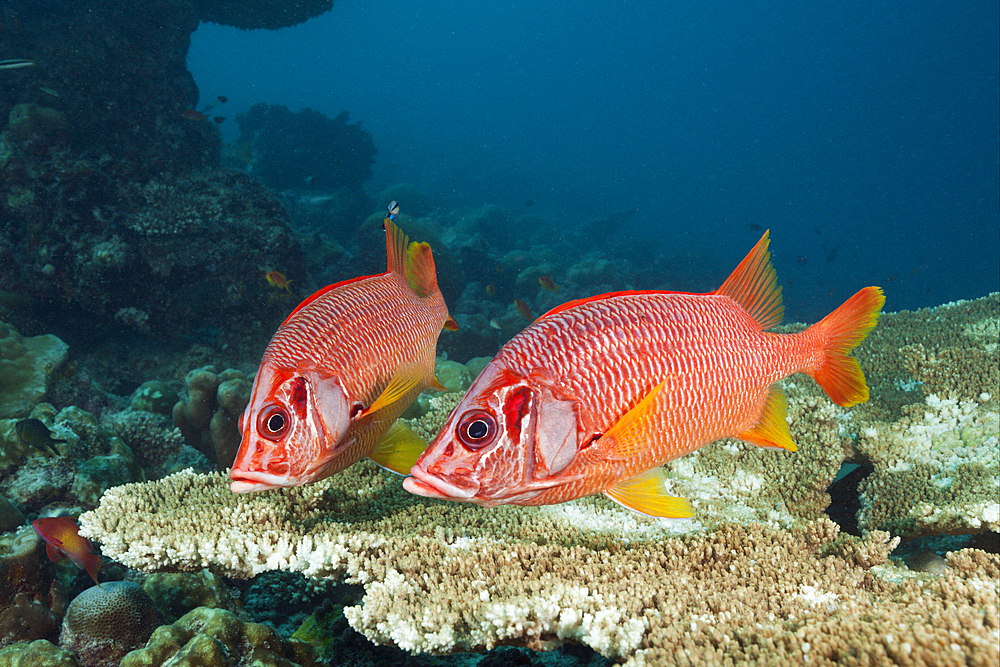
[604,467,693,518]
[384,218,409,278]
[406,240,441,298]
[369,421,428,475]
[715,230,783,330]
[737,387,798,452]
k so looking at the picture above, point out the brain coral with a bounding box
[59,581,165,667]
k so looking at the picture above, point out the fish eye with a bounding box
[456,410,498,450]
[257,405,290,441]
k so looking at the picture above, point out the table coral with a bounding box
[78,462,998,663]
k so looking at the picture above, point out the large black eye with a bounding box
[457,410,498,449]
[257,405,290,441]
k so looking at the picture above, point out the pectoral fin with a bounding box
[737,387,798,452]
[603,380,668,461]
[368,421,428,475]
[365,364,426,417]
[604,467,693,518]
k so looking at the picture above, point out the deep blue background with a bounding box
[190,0,998,321]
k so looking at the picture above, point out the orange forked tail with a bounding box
[806,286,886,407]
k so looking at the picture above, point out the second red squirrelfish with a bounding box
[404,232,884,517]
[231,215,457,492]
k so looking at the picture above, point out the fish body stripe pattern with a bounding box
[404,229,883,516]
[265,272,443,405]
[498,294,797,483]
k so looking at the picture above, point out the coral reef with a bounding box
[0,527,66,649]
[141,570,241,624]
[0,640,79,667]
[0,321,68,419]
[172,366,250,469]
[234,103,376,195]
[0,404,142,512]
[78,460,999,663]
[58,581,164,667]
[118,607,317,667]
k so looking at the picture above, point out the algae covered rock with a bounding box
[119,607,316,667]
[0,640,80,667]
[0,321,68,419]
[172,367,249,469]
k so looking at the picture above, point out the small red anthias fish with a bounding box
[405,231,885,517]
[538,276,559,292]
[514,298,533,321]
[32,517,102,586]
[231,215,458,492]
[266,270,293,293]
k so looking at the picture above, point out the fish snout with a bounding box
[404,464,479,500]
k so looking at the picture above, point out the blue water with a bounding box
[190,0,998,323]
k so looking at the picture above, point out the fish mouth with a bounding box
[229,470,293,493]
[403,466,479,500]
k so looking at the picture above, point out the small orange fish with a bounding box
[405,232,884,517]
[514,299,533,321]
[266,270,293,293]
[231,218,457,492]
[538,276,559,292]
[32,517,102,586]
[485,284,496,297]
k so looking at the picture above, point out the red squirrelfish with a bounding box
[231,217,457,492]
[32,517,102,586]
[405,231,884,517]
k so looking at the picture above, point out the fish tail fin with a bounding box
[806,286,885,407]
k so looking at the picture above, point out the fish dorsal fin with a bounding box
[604,467,693,518]
[406,240,442,298]
[539,290,663,320]
[737,387,798,452]
[369,420,428,475]
[602,380,669,461]
[715,230,783,330]
[384,218,409,278]
[364,364,426,417]
[279,274,378,326]
[385,218,443,299]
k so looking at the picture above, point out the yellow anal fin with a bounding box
[369,421,428,475]
[738,387,798,452]
[603,380,668,461]
[366,364,426,416]
[604,467,693,518]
